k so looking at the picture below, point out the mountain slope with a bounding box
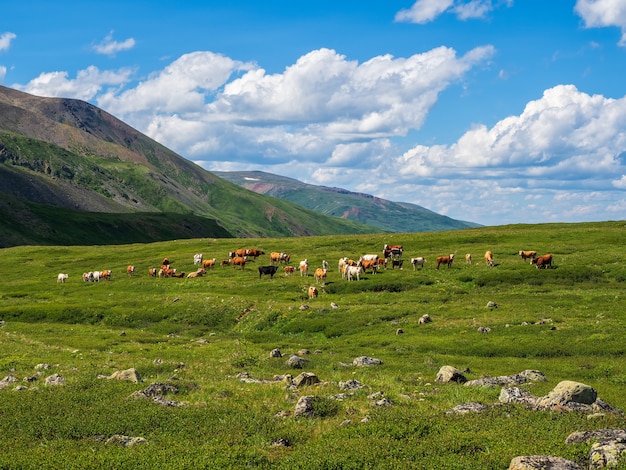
[213,170,480,232]
[0,86,376,246]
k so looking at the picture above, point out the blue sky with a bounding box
[2,0,626,226]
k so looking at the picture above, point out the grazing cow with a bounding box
[235,249,247,258]
[299,259,308,277]
[202,258,216,270]
[346,265,362,281]
[57,273,68,283]
[377,258,388,270]
[284,266,295,276]
[82,272,91,282]
[358,259,378,274]
[228,251,236,259]
[308,286,319,299]
[193,254,203,266]
[391,259,404,269]
[161,258,170,267]
[465,253,472,264]
[270,252,282,264]
[360,254,379,262]
[232,256,247,269]
[338,257,349,273]
[127,265,135,276]
[519,250,537,263]
[383,244,403,258]
[411,257,425,270]
[484,251,494,267]
[531,254,553,269]
[435,254,455,269]
[148,268,157,277]
[91,271,101,282]
[187,268,207,278]
[246,249,265,259]
[315,268,327,284]
[101,270,112,281]
[258,265,279,279]
[220,259,231,267]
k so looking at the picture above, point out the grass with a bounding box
[0,221,625,468]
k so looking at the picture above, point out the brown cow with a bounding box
[435,254,455,269]
[519,250,537,263]
[187,268,207,278]
[127,265,135,276]
[270,252,282,264]
[284,266,295,276]
[232,256,247,269]
[484,251,494,267]
[148,267,157,277]
[531,254,552,269]
[246,249,265,259]
[314,268,327,284]
[358,259,378,274]
[308,286,319,299]
[202,258,216,269]
[220,259,231,267]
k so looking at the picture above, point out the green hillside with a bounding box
[0,221,624,468]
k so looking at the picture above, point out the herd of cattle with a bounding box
[56,244,553,290]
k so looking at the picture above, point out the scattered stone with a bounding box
[330,393,351,400]
[486,301,499,309]
[466,370,547,388]
[269,348,282,358]
[292,372,320,387]
[152,396,186,407]
[34,363,50,370]
[119,331,126,336]
[274,410,291,418]
[294,395,317,418]
[153,359,163,364]
[508,455,583,470]
[418,314,431,324]
[299,304,310,311]
[565,429,626,445]
[45,374,65,386]
[297,349,310,356]
[313,350,323,354]
[396,328,404,335]
[536,380,597,408]
[589,437,626,469]
[338,379,364,391]
[340,419,352,426]
[353,356,383,367]
[368,391,385,400]
[445,402,489,415]
[13,385,28,391]
[105,434,147,447]
[330,303,339,309]
[477,326,491,333]
[24,376,37,382]
[194,338,209,343]
[108,368,142,383]
[270,438,290,447]
[0,374,18,390]
[136,383,179,398]
[286,355,307,369]
[435,366,467,384]
[375,398,393,406]
[499,387,538,406]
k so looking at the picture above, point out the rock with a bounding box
[499,387,538,406]
[286,355,307,369]
[353,356,383,367]
[589,437,626,469]
[294,395,317,418]
[396,328,404,335]
[292,372,320,387]
[466,370,546,388]
[536,380,597,408]
[269,348,282,358]
[330,303,339,309]
[0,374,18,390]
[445,402,489,415]
[297,349,310,356]
[518,370,547,382]
[486,301,499,309]
[374,398,393,406]
[270,438,290,447]
[34,363,50,370]
[299,304,310,311]
[138,383,179,398]
[418,314,431,324]
[338,379,364,391]
[105,434,147,447]
[508,455,583,469]
[108,368,142,383]
[566,429,626,444]
[435,366,467,384]
[45,374,65,386]
[477,326,491,333]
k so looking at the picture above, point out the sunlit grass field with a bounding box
[0,221,625,469]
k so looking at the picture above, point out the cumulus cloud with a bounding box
[395,0,513,24]
[575,0,626,46]
[93,31,136,56]
[0,32,16,51]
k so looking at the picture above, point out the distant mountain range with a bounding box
[214,171,480,233]
[0,86,375,247]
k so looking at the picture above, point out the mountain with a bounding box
[213,171,480,232]
[0,86,376,247]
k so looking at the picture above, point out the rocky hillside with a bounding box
[0,86,375,246]
[213,170,480,232]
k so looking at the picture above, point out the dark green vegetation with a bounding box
[215,170,480,232]
[0,221,625,468]
[0,86,375,247]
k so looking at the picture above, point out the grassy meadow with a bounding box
[0,221,625,469]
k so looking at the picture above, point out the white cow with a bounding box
[57,273,69,283]
[299,259,309,277]
[346,266,362,281]
[411,257,425,270]
[193,253,203,266]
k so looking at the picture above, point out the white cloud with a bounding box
[575,0,626,46]
[0,32,16,51]
[395,0,513,24]
[15,66,134,100]
[93,31,136,56]
[0,66,6,83]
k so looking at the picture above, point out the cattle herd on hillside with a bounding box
[59,245,552,293]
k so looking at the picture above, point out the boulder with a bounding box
[294,395,316,418]
[338,379,364,391]
[353,356,383,367]
[45,374,65,386]
[435,365,467,384]
[108,368,142,383]
[508,455,583,469]
[445,402,489,415]
[589,437,626,469]
[292,372,320,387]
[286,355,307,369]
[269,348,282,358]
[536,380,597,408]
[105,434,147,447]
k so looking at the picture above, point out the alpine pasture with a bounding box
[0,222,625,469]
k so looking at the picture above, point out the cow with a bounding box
[187,268,207,278]
[484,250,494,267]
[232,256,247,269]
[101,270,112,281]
[82,272,91,282]
[127,265,135,276]
[235,249,247,258]
[161,258,170,267]
[338,257,349,273]
[358,259,378,274]
[270,252,282,264]
[246,249,265,259]
[308,286,319,299]
[172,271,185,278]
[465,253,472,264]
[377,258,388,270]
[57,273,68,283]
[531,254,553,269]
[322,260,329,270]
[299,259,308,277]
[202,258,216,270]
[148,268,157,277]
[220,259,231,267]
[284,266,295,276]
[346,265,362,281]
[391,259,404,269]
[411,257,425,270]
[193,254,203,266]
[435,254,454,269]
[258,265,279,279]
[314,268,327,284]
[383,244,403,259]
[519,250,537,263]
[91,271,101,282]
[360,254,379,262]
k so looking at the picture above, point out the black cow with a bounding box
[258,265,279,279]
[391,259,404,269]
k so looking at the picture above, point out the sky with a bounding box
[2,0,626,226]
